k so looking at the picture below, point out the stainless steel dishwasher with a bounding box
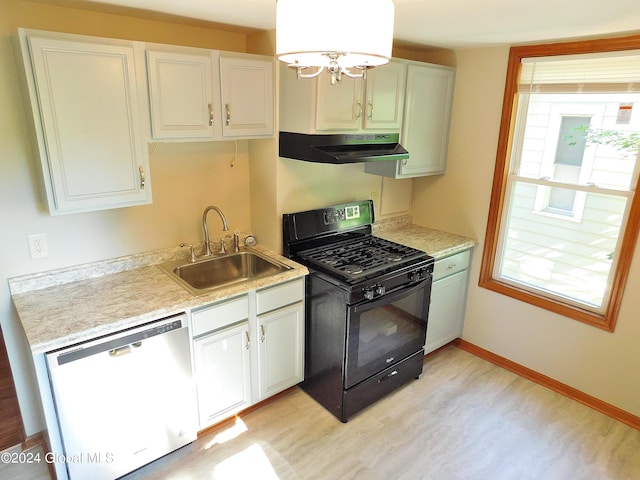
[46,313,197,480]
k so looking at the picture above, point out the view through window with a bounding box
[480,39,640,331]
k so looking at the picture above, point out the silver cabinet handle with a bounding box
[138,166,145,190]
[225,104,231,126]
[260,325,266,343]
[244,331,250,349]
[208,103,214,126]
[367,100,373,120]
[355,101,363,120]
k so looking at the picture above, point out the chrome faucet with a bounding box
[202,205,229,256]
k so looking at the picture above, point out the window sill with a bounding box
[478,275,613,332]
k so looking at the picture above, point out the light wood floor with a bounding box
[5,346,640,479]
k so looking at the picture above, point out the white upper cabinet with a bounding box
[280,60,406,133]
[400,63,455,177]
[147,49,274,140]
[146,48,221,140]
[315,74,364,130]
[16,29,151,215]
[366,62,456,178]
[362,61,406,131]
[219,54,275,138]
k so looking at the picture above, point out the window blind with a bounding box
[519,50,640,93]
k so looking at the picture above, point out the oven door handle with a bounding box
[352,277,430,313]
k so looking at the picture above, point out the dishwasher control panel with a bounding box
[49,315,185,366]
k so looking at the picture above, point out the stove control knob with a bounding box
[363,287,375,300]
[409,269,425,282]
[375,285,386,296]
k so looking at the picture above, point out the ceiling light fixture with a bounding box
[276,0,395,85]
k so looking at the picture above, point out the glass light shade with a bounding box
[276,0,394,70]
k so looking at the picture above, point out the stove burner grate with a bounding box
[297,236,427,280]
[343,264,364,275]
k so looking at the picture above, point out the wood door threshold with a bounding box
[0,329,25,451]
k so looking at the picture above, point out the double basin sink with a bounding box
[160,248,292,295]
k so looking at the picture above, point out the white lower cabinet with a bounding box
[193,322,252,428]
[191,278,304,430]
[425,250,471,354]
[257,302,304,400]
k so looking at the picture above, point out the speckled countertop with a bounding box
[9,245,308,354]
[10,220,474,355]
[373,215,476,259]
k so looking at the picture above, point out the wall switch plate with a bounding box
[28,233,49,259]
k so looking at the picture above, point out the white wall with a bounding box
[0,1,254,436]
[412,46,640,417]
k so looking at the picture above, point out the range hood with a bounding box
[279,132,409,164]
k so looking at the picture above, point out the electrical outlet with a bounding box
[371,191,380,208]
[28,234,49,259]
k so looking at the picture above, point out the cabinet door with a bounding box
[219,55,274,137]
[193,323,252,429]
[399,64,455,177]
[425,269,468,354]
[25,35,150,214]
[257,302,304,400]
[363,61,405,131]
[315,73,363,130]
[146,49,219,139]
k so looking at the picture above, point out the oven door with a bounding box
[345,278,431,389]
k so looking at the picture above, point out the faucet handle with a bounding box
[219,235,232,254]
[244,235,257,247]
[179,243,197,263]
[233,230,241,253]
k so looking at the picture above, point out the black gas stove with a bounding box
[283,200,433,300]
[283,200,433,422]
[295,235,429,281]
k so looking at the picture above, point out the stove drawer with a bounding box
[342,350,424,422]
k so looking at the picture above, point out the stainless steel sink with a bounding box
[160,249,292,295]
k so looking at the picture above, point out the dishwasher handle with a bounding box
[48,315,186,368]
[109,341,143,357]
[109,345,131,357]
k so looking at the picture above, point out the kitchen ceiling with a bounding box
[77,0,640,49]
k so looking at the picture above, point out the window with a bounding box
[545,115,589,216]
[479,37,640,331]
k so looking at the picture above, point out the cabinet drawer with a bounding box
[433,250,471,282]
[257,279,304,315]
[192,295,249,337]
